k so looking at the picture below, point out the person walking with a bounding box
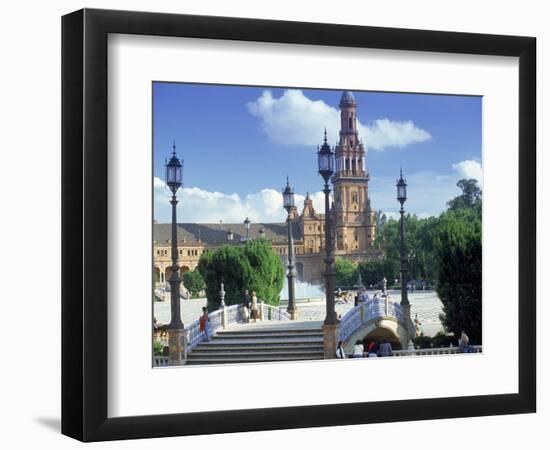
[199,307,211,341]
[336,341,347,359]
[242,289,251,323]
[378,339,393,357]
[459,330,470,353]
[250,291,259,323]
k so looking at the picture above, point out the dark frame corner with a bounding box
[62,8,536,442]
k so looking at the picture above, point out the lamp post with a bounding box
[165,142,185,365]
[219,280,226,308]
[318,129,338,358]
[244,217,251,241]
[282,177,297,320]
[409,249,416,291]
[396,168,413,350]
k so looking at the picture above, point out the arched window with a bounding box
[348,117,352,128]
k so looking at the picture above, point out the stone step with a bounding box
[200,337,323,346]
[188,349,324,358]
[216,329,323,336]
[192,344,323,352]
[186,355,323,365]
[212,332,323,340]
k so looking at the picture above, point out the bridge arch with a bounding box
[344,318,404,353]
[339,298,414,353]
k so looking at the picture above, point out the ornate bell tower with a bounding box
[332,91,376,253]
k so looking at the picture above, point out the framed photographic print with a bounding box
[61,8,536,442]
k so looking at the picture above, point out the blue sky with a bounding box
[153,83,482,223]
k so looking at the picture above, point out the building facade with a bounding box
[153,91,381,286]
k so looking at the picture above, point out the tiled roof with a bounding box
[153,222,302,245]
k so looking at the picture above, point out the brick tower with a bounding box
[332,91,376,253]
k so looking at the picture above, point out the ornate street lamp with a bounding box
[165,142,185,365]
[318,129,338,358]
[244,217,251,241]
[396,168,409,306]
[282,177,297,320]
[396,168,414,349]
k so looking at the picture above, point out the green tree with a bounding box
[182,270,206,297]
[198,240,285,311]
[447,178,482,211]
[334,258,358,288]
[435,207,482,343]
[358,258,398,287]
[374,214,440,284]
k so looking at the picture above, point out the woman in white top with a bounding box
[250,291,259,323]
[352,340,364,358]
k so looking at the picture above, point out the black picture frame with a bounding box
[61,8,536,442]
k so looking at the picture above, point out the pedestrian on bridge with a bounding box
[250,291,259,323]
[242,289,251,323]
[199,307,211,342]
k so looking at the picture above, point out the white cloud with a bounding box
[246,89,431,151]
[154,177,328,223]
[362,119,432,151]
[154,160,481,223]
[452,159,483,184]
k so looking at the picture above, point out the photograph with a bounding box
[152,84,483,366]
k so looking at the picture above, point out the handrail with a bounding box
[393,345,482,356]
[185,303,289,355]
[261,303,291,321]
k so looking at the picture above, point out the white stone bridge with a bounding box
[338,297,415,353]
[154,296,422,366]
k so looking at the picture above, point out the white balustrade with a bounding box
[153,356,169,367]
[339,297,414,343]
[392,345,482,357]
[262,303,291,321]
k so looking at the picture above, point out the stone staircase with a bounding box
[186,321,324,365]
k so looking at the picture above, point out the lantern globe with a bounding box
[282,177,295,213]
[396,169,407,204]
[317,130,334,183]
[165,144,183,193]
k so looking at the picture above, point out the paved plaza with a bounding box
[154,289,444,337]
